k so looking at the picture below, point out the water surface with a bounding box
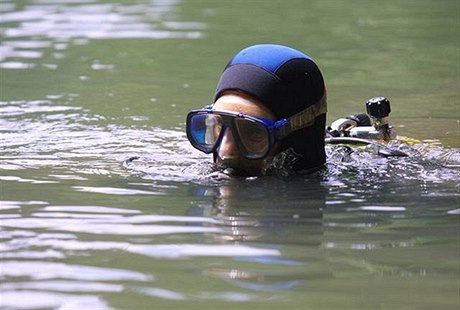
[1,0,459,309]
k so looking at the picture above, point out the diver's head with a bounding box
[186,44,327,176]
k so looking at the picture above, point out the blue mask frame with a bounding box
[186,107,289,160]
[186,96,327,160]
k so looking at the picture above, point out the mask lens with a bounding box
[189,113,223,152]
[234,118,270,158]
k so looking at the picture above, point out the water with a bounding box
[1,0,459,309]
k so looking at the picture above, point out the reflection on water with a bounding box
[0,94,197,179]
[1,93,459,309]
[1,87,459,310]
[0,0,204,69]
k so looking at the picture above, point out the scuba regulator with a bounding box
[326,97,407,157]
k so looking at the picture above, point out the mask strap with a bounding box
[275,94,327,139]
[290,94,327,129]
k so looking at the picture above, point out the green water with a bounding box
[1,0,459,309]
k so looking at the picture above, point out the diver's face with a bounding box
[213,91,280,176]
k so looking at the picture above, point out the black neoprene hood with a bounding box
[215,44,326,119]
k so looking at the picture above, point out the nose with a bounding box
[217,129,240,159]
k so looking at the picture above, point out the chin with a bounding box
[215,157,264,177]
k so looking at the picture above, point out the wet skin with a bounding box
[212,91,281,176]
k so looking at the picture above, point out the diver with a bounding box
[186,44,405,177]
[186,44,327,176]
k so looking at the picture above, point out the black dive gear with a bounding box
[366,96,394,140]
[327,96,396,141]
[326,96,407,157]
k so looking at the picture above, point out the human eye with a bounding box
[205,115,223,143]
[234,119,269,153]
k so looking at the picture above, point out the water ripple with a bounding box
[0,261,152,281]
[0,218,222,235]
[0,0,205,69]
[0,291,115,310]
[73,185,164,195]
[42,205,141,214]
[0,96,196,179]
[1,280,124,293]
[129,244,281,259]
